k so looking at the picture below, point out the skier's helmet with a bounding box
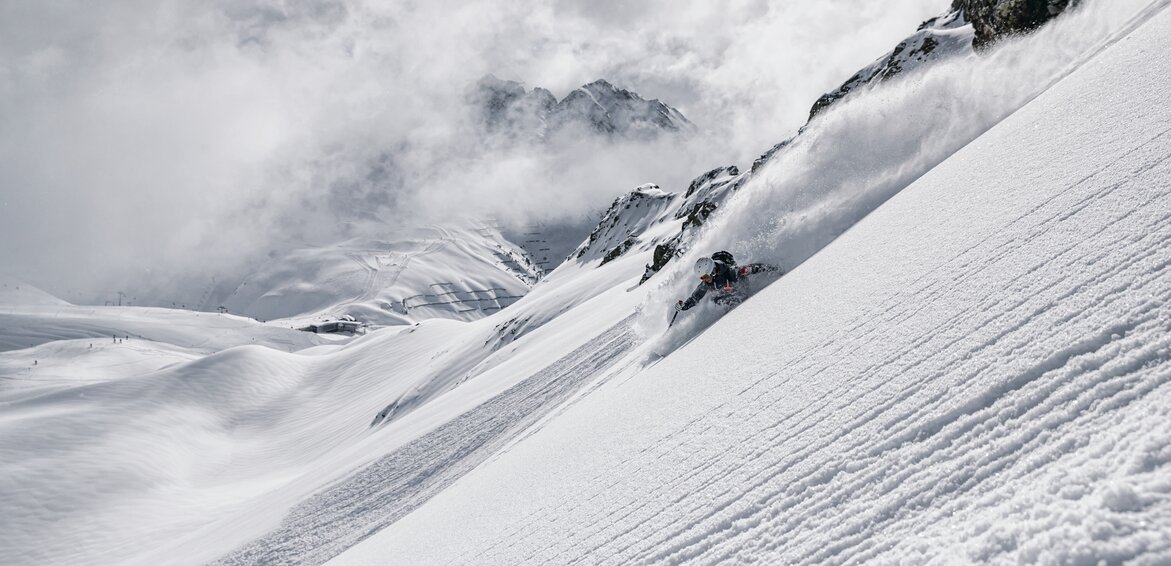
[695,257,715,279]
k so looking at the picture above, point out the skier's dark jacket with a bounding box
[679,261,776,310]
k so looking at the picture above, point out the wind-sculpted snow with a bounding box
[333,5,1171,563]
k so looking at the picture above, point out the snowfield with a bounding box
[2,1,1171,565]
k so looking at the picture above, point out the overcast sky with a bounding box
[0,0,944,301]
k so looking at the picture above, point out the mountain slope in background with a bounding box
[209,224,540,327]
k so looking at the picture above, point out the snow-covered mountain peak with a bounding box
[569,183,679,266]
[562,162,747,286]
[470,75,694,141]
[563,79,695,138]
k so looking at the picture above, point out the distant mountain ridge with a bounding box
[470,75,695,141]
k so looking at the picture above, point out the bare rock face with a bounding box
[955,0,1080,50]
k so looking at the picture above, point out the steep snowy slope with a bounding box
[334,4,1171,564]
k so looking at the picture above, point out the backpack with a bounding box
[711,250,736,267]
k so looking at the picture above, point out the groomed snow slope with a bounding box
[334,6,1171,565]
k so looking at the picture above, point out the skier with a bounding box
[676,251,780,312]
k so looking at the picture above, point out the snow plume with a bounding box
[0,0,945,303]
[648,0,1168,336]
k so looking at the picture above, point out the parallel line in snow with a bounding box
[215,318,638,566]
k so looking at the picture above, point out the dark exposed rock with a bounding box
[601,238,637,266]
[640,241,680,284]
[680,201,718,232]
[749,140,792,176]
[686,166,739,198]
[955,0,1080,50]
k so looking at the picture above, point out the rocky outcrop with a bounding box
[565,165,747,284]
[810,10,974,121]
[470,76,694,142]
[956,0,1080,50]
[810,0,1081,120]
[571,184,678,265]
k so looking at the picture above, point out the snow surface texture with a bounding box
[333,3,1171,564]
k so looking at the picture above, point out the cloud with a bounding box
[0,0,946,302]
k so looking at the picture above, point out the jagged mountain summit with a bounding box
[470,75,695,142]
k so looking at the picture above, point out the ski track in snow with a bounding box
[341,234,449,317]
[213,318,638,565]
